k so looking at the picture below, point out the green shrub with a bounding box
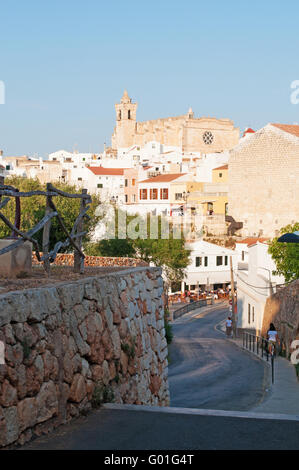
[164,307,173,345]
[121,336,136,358]
[91,382,115,408]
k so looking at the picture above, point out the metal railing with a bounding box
[0,182,91,274]
[173,297,213,320]
[242,331,275,383]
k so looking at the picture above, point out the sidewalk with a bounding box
[217,318,299,416]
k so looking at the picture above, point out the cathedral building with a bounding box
[111,90,240,153]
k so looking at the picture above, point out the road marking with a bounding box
[214,318,226,334]
[103,403,299,422]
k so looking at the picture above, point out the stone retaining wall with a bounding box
[32,253,148,267]
[0,267,169,447]
[262,279,299,356]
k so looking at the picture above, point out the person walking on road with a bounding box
[226,316,233,338]
[267,323,279,356]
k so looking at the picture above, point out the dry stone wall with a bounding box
[0,266,169,447]
[262,280,299,356]
[32,253,148,267]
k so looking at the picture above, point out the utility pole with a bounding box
[230,256,237,338]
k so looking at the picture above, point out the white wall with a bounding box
[184,240,238,287]
[236,243,285,333]
[195,152,229,182]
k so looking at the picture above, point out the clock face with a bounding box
[203,131,214,145]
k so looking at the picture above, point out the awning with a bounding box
[278,231,299,243]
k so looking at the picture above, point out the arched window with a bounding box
[118,110,121,120]
[128,110,131,119]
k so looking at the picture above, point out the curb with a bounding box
[103,403,299,422]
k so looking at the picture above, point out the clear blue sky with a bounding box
[1,0,299,157]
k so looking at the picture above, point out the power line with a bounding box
[234,271,290,290]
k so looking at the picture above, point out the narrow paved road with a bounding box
[22,302,299,450]
[169,303,267,411]
[21,408,299,450]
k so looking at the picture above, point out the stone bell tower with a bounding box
[112,90,138,149]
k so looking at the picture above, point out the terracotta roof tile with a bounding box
[213,165,228,171]
[242,127,255,137]
[271,123,299,138]
[140,173,186,183]
[237,237,269,246]
[87,167,126,176]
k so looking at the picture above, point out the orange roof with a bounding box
[271,123,299,138]
[140,173,186,183]
[242,127,255,137]
[87,167,126,176]
[237,237,269,246]
[213,165,228,171]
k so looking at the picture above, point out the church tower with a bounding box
[112,90,137,149]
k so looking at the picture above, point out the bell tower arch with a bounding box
[112,90,137,149]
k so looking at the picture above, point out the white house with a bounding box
[85,166,127,203]
[195,151,229,182]
[0,164,6,178]
[118,141,182,167]
[182,240,238,292]
[236,241,285,334]
[235,237,269,264]
[49,150,102,169]
[137,173,189,216]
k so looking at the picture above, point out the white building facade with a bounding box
[182,240,238,291]
[236,241,285,334]
[137,173,189,216]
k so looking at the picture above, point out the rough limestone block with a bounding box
[0,240,32,277]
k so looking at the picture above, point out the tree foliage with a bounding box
[85,238,135,257]
[85,209,190,282]
[268,222,299,282]
[0,176,101,252]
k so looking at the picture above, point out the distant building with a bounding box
[242,127,255,138]
[235,237,270,264]
[0,164,6,178]
[182,240,238,292]
[138,173,189,215]
[111,90,239,153]
[229,123,299,238]
[236,240,285,335]
[86,166,129,203]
